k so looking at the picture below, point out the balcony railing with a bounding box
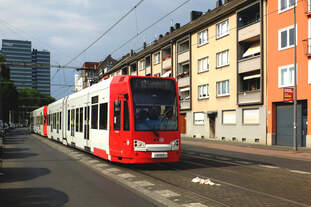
[238,90,261,105]
[238,55,261,74]
[303,38,311,56]
[178,76,190,88]
[180,99,191,110]
[178,51,190,64]
[162,57,172,70]
[238,22,260,42]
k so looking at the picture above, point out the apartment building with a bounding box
[267,0,311,148]
[101,0,268,145]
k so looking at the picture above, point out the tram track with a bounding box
[33,134,311,207]
[124,151,311,207]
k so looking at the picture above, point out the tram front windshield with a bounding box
[130,78,178,131]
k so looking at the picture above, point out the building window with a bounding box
[216,50,229,68]
[198,57,209,73]
[222,110,236,125]
[154,52,160,65]
[198,84,209,99]
[278,64,295,87]
[194,112,205,125]
[278,25,296,50]
[279,0,296,13]
[198,30,208,46]
[243,108,259,124]
[216,20,229,39]
[140,60,146,70]
[217,80,230,96]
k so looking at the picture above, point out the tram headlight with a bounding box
[170,139,179,150]
[134,140,146,150]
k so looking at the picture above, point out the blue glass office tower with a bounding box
[2,39,33,89]
[1,39,51,96]
[32,49,50,95]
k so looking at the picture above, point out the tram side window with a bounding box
[76,108,79,132]
[67,110,70,131]
[71,109,75,131]
[60,112,62,130]
[57,112,59,130]
[79,107,83,132]
[124,100,129,131]
[91,104,98,129]
[54,113,57,129]
[114,100,121,130]
[99,103,108,130]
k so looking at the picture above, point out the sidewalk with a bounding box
[181,137,311,161]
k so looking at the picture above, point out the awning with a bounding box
[161,71,171,77]
[243,74,261,80]
[179,87,190,92]
[242,42,260,58]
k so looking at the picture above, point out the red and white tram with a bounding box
[32,76,181,163]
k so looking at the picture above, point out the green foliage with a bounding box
[18,88,56,108]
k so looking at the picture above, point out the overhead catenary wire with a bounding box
[110,0,192,56]
[64,0,144,67]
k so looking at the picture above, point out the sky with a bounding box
[0,0,215,99]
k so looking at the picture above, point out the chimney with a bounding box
[175,23,180,30]
[159,34,163,39]
[190,11,203,21]
[216,0,223,8]
[130,50,134,56]
[170,26,175,33]
[143,42,147,49]
[224,0,230,4]
[165,32,169,36]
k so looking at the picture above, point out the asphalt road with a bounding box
[0,128,159,207]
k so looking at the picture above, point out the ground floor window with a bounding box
[194,112,205,125]
[222,110,236,125]
[243,108,259,124]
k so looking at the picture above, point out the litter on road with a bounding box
[191,177,221,186]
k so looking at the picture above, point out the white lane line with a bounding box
[183,203,208,207]
[289,170,311,175]
[153,190,180,198]
[258,165,280,169]
[217,157,232,161]
[235,160,253,165]
[118,173,136,179]
[133,180,154,187]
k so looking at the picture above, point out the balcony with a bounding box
[238,90,261,105]
[180,100,191,110]
[238,55,261,74]
[238,22,260,42]
[178,51,190,64]
[162,57,172,71]
[145,66,151,75]
[178,76,190,88]
[303,38,311,57]
[130,71,137,76]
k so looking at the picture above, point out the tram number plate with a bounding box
[152,152,168,159]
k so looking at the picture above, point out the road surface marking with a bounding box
[289,170,311,175]
[259,165,279,169]
[183,203,208,207]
